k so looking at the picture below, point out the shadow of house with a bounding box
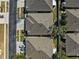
[25,13,53,35]
[26,37,53,59]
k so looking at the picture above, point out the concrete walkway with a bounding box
[4,24,7,59]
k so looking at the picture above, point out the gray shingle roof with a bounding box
[26,37,53,58]
[26,0,52,11]
[66,9,79,31]
[25,13,53,35]
[65,0,79,7]
[65,33,79,56]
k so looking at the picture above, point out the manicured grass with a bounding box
[53,39,57,47]
[20,33,24,41]
[0,24,4,59]
[12,54,26,59]
[16,30,24,42]
[16,30,19,41]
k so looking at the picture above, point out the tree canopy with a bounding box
[12,54,26,59]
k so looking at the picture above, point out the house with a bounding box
[26,37,53,59]
[65,0,79,7]
[63,9,79,56]
[66,9,79,32]
[25,0,53,35]
[25,13,53,35]
[65,33,79,56]
[24,1,54,59]
[26,0,52,12]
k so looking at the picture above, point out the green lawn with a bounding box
[12,54,26,59]
[0,24,4,59]
[16,30,24,42]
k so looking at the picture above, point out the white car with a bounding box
[16,42,25,54]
